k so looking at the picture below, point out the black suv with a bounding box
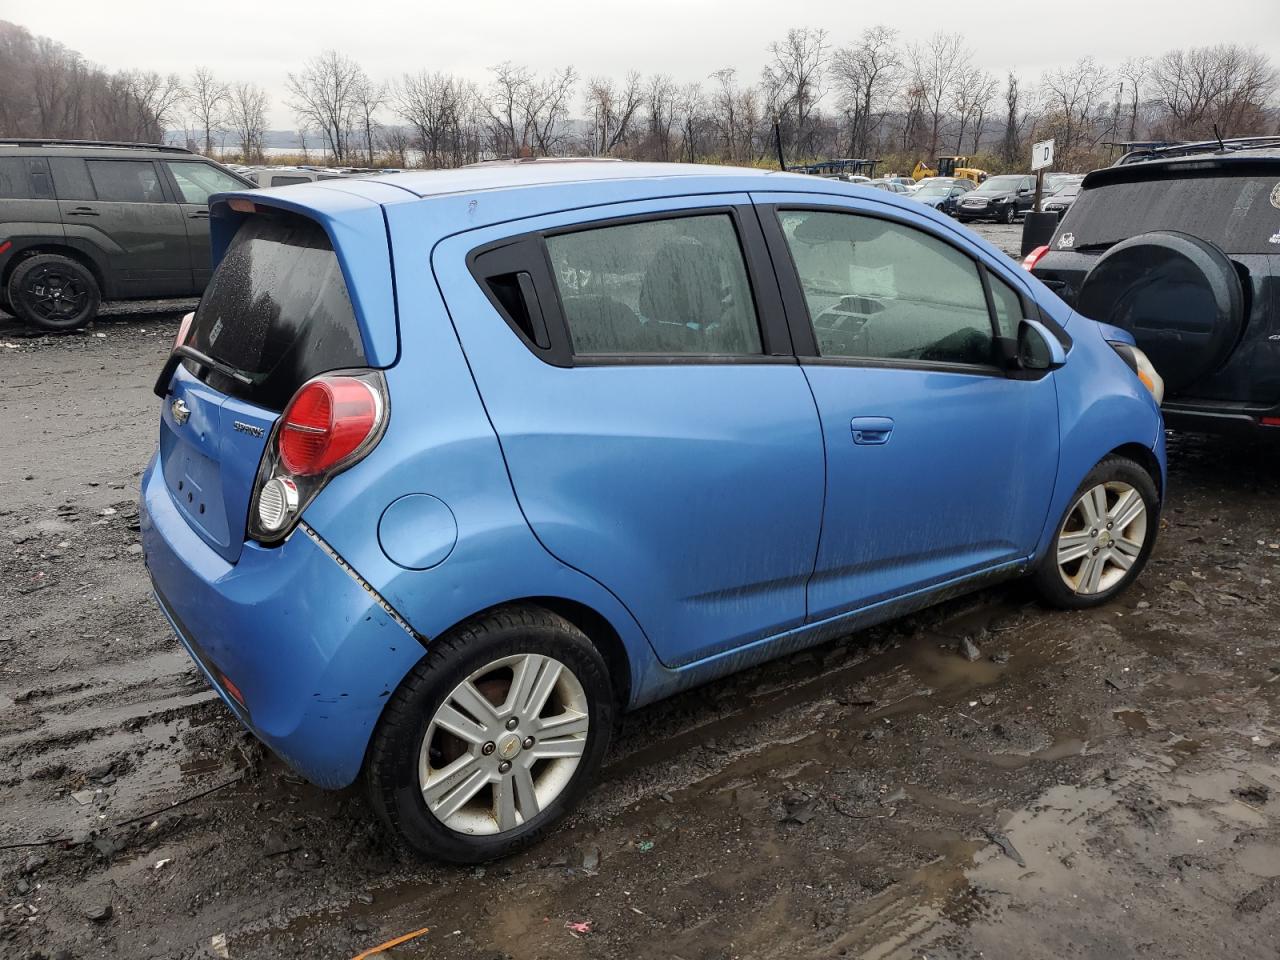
[0,140,254,331]
[1030,141,1280,434]
[956,174,1037,224]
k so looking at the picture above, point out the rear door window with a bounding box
[1062,172,1280,254]
[48,157,96,200]
[86,160,166,203]
[184,213,365,411]
[544,213,763,356]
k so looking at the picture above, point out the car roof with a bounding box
[344,160,792,199]
[0,139,195,160]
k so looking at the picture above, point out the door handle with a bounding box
[188,210,209,220]
[66,206,99,216]
[851,416,894,445]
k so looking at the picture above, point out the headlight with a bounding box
[1109,341,1164,405]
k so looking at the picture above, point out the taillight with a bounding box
[174,311,195,350]
[249,371,388,543]
[1021,245,1049,272]
[279,377,380,476]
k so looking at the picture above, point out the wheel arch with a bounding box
[419,597,633,713]
[2,243,107,297]
[1108,441,1164,497]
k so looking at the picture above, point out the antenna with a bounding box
[1212,123,1227,152]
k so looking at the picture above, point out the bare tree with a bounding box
[761,27,829,161]
[394,71,472,167]
[950,65,995,154]
[909,33,972,160]
[185,67,229,156]
[1117,56,1150,141]
[707,68,761,163]
[583,71,643,155]
[380,125,411,167]
[227,82,268,163]
[482,62,576,157]
[1148,44,1277,139]
[1001,72,1022,164]
[1039,57,1112,161]
[831,25,901,158]
[353,77,386,165]
[645,73,679,161]
[287,50,365,161]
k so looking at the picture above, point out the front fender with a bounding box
[1033,313,1166,563]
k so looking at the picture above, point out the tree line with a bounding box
[1,18,1276,174]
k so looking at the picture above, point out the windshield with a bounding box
[916,185,950,197]
[974,176,1024,195]
[1053,172,1280,255]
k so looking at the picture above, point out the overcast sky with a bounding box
[9,0,1280,127]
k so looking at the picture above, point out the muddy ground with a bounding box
[2,224,1278,960]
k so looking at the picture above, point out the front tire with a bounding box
[1000,203,1016,224]
[1032,455,1159,609]
[366,605,614,863]
[6,254,101,332]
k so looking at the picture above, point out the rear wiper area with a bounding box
[153,344,254,399]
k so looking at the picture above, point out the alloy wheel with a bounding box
[23,266,87,323]
[1056,481,1148,595]
[419,654,589,835]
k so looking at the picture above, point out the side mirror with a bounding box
[1017,318,1066,371]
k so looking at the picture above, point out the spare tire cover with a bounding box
[1076,230,1242,394]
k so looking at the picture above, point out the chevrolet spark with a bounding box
[142,161,1166,862]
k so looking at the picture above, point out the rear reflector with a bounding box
[0,240,12,256]
[1021,245,1049,271]
[1260,417,1280,427]
[279,377,380,476]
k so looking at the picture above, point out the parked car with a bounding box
[869,178,912,194]
[1027,142,1280,435]
[956,174,1037,223]
[144,160,1165,862]
[1042,179,1084,219]
[0,139,254,330]
[911,177,974,216]
[246,166,355,188]
[884,176,918,191]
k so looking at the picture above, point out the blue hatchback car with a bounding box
[142,161,1166,862]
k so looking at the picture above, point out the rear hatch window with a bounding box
[1055,172,1280,255]
[185,213,366,411]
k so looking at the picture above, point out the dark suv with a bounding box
[1028,143,1280,434]
[0,140,254,331]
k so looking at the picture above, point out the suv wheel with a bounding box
[1032,455,1159,609]
[366,605,614,863]
[1000,203,1016,224]
[6,254,101,332]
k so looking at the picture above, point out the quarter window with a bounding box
[545,214,763,356]
[778,210,995,366]
[86,160,165,203]
[165,161,247,204]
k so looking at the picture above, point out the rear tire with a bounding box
[366,604,614,863]
[6,254,100,332]
[1032,455,1159,610]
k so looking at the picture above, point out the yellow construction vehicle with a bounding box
[911,156,988,185]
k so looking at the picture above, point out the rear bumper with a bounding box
[1162,401,1280,436]
[140,453,424,788]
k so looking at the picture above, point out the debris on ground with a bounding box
[565,920,593,937]
[779,791,821,825]
[959,636,983,662]
[983,829,1027,868]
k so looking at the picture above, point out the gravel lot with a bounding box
[1,224,1278,960]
